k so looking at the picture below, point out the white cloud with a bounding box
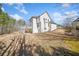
[64,10,79,24]
[9,14,23,20]
[53,12,65,20]
[20,7,28,15]
[52,10,79,25]
[52,12,65,25]
[15,4,23,9]
[64,11,78,17]
[62,3,70,8]
[1,7,5,12]
[15,4,28,15]
[7,3,14,6]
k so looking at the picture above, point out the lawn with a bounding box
[64,38,79,53]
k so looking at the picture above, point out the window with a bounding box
[43,18,49,30]
[43,18,48,23]
[76,26,79,30]
[76,23,79,30]
[37,23,40,28]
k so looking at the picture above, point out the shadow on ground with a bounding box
[17,44,79,56]
[0,41,6,55]
[0,40,79,56]
[0,34,79,56]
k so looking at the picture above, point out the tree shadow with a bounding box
[26,45,79,56]
[18,35,27,56]
[0,41,6,55]
[50,47,79,56]
[17,34,33,56]
[35,45,52,56]
[15,42,79,56]
[0,38,15,56]
[1,34,79,56]
[0,41,6,49]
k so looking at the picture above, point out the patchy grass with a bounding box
[1,31,79,56]
[64,38,79,53]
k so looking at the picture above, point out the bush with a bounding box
[65,27,72,32]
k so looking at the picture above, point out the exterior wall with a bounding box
[72,21,79,37]
[44,22,49,32]
[31,12,57,33]
[51,24,57,31]
[40,17,44,32]
[36,18,41,33]
[32,18,38,33]
[40,13,51,32]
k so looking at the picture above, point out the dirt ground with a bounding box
[0,29,79,56]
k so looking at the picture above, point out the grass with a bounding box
[1,31,79,56]
[64,38,79,53]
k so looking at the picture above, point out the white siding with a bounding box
[32,18,38,33]
[40,12,51,32]
[51,24,57,31]
[31,12,57,33]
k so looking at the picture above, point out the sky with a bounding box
[1,3,79,25]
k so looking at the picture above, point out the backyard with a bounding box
[0,29,79,56]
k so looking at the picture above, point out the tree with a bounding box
[0,4,2,14]
[0,11,16,34]
[7,17,16,33]
[15,19,26,32]
[17,19,26,26]
[0,4,26,34]
[0,12,8,34]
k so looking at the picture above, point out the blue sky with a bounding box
[1,3,79,25]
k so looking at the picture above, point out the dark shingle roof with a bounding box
[73,17,79,22]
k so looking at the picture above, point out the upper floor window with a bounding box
[43,18,49,30]
[43,18,49,23]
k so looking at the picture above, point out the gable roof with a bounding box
[71,17,79,25]
[29,16,39,22]
[29,11,57,24]
[73,17,79,23]
[39,11,56,24]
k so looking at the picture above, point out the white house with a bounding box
[30,12,57,33]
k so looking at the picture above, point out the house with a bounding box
[30,12,57,33]
[72,18,79,37]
